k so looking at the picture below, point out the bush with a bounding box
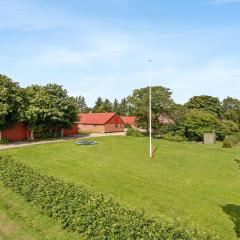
[32,125,61,139]
[0,155,218,240]
[223,135,239,148]
[181,110,219,142]
[126,128,143,137]
[0,137,9,144]
[162,133,186,142]
[216,120,239,141]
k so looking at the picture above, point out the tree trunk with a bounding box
[0,131,1,141]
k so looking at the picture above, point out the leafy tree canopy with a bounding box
[0,74,23,131]
[24,84,77,131]
[185,95,222,117]
[75,95,88,113]
[181,109,219,141]
[222,97,240,124]
[128,86,174,131]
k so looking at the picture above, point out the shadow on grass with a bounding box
[222,204,240,238]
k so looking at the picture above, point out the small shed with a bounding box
[77,113,124,133]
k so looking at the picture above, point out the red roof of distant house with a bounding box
[78,112,117,125]
[121,116,136,125]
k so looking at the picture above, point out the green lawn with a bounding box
[0,181,80,240]
[2,136,240,239]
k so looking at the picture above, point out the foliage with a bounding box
[222,135,239,148]
[24,84,77,136]
[180,110,218,141]
[0,137,9,144]
[216,119,239,141]
[31,125,61,139]
[170,104,189,124]
[0,155,218,240]
[103,98,113,112]
[0,75,23,131]
[113,98,120,114]
[222,97,240,124]
[119,98,131,116]
[93,97,114,113]
[75,95,88,113]
[93,97,104,112]
[185,95,222,117]
[126,128,143,137]
[128,86,174,131]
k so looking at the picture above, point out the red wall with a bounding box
[107,115,124,124]
[2,123,28,142]
[1,123,78,142]
[63,123,78,136]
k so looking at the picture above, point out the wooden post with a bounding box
[31,130,34,140]
[0,131,2,141]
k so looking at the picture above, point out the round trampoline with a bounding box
[75,141,97,145]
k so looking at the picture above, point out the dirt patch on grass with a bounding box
[0,212,20,237]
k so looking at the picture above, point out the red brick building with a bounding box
[121,116,137,128]
[77,112,124,133]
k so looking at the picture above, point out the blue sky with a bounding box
[0,0,240,106]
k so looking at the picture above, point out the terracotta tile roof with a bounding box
[121,116,136,125]
[78,112,117,124]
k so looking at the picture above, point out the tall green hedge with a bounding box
[0,155,218,240]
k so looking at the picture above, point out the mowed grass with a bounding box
[3,136,240,239]
[0,181,81,240]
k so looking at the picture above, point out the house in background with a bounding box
[121,116,136,128]
[158,113,174,125]
[77,112,124,133]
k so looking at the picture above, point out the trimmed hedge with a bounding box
[0,155,218,240]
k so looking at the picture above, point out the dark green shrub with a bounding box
[223,135,239,148]
[0,155,218,240]
[126,128,143,137]
[0,137,9,144]
[125,123,132,129]
[32,125,61,139]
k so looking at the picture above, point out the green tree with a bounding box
[181,110,219,141]
[75,95,88,112]
[128,86,174,131]
[103,98,113,112]
[119,98,130,116]
[222,97,240,124]
[93,97,105,112]
[113,98,119,114]
[216,119,239,141]
[0,74,23,131]
[24,84,77,138]
[185,95,222,117]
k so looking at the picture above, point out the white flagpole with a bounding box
[149,59,153,158]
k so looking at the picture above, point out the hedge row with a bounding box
[0,155,218,240]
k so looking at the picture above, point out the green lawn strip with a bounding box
[0,155,218,240]
[0,182,81,240]
[3,136,240,239]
